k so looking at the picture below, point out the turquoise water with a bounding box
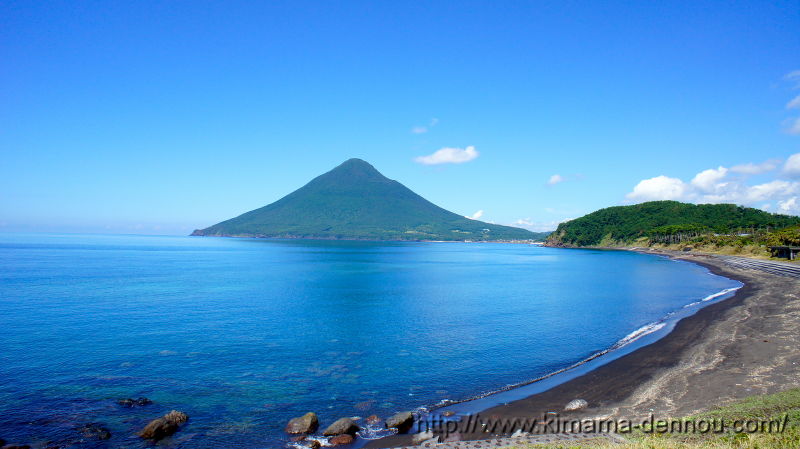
[0,234,740,448]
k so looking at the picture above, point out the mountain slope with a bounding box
[547,200,800,247]
[192,158,538,241]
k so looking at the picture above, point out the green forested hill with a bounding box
[547,201,800,247]
[192,158,539,241]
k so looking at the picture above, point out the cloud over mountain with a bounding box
[625,154,800,215]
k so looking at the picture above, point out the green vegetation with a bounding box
[546,201,800,248]
[193,158,542,241]
[516,388,800,448]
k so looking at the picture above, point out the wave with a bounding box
[683,286,741,309]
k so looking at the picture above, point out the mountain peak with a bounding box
[325,158,386,181]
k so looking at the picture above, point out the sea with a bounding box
[0,233,742,448]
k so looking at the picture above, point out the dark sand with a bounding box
[367,253,800,447]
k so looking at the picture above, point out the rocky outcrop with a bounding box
[329,434,354,445]
[285,412,319,434]
[385,411,414,433]
[118,397,152,407]
[322,417,359,436]
[564,399,588,411]
[77,423,111,440]
[138,410,189,440]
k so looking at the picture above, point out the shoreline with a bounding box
[366,251,800,447]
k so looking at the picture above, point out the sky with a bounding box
[2,0,800,235]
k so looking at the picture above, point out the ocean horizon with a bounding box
[0,233,741,448]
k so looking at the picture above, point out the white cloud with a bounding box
[690,166,728,192]
[779,197,798,214]
[414,145,479,165]
[730,160,780,175]
[784,153,800,177]
[510,218,566,232]
[466,210,484,220]
[626,175,689,202]
[625,158,800,215]
[784,117,800,135]
[743,180,797,203]
[410,118,439,134]
[786,70,800,87]
[547,174,564,185]
[783,71,800,134]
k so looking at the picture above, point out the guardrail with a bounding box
[717,256,800,279]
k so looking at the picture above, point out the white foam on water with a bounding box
[357,422,396,440]
[611,321,667,350]
[684,286,741,308]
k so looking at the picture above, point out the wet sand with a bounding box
[368,253,800,447]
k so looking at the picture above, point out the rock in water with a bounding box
[118,397,152,407]
[366,415,381,425]
[564,399,588,411]
[329,434,354,445]
[285,412,319,434]
[138,410,189,440]
[164,410,188,425]
[322,417,360,436]
[308,441,322,449]
[77,423,111,440]
[385,411,414,433]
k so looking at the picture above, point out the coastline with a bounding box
[366,251,800,447]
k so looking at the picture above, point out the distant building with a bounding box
[769,246,800,260]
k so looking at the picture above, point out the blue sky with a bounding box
[2,0,799,234]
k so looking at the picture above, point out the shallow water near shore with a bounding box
[0,234,741,448]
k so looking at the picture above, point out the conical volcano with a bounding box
[191,158,536,241]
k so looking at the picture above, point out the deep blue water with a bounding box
[0,234,741,448]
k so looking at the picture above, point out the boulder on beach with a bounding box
[118,397,152,408]
[138,410,189,440]
[564,399,588,411]
[329,434,354,445]
[285,412,319,434]
[385,411,414,433]
[322,417,360,436]
[411,431,436,445]
[77,422,111,440]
